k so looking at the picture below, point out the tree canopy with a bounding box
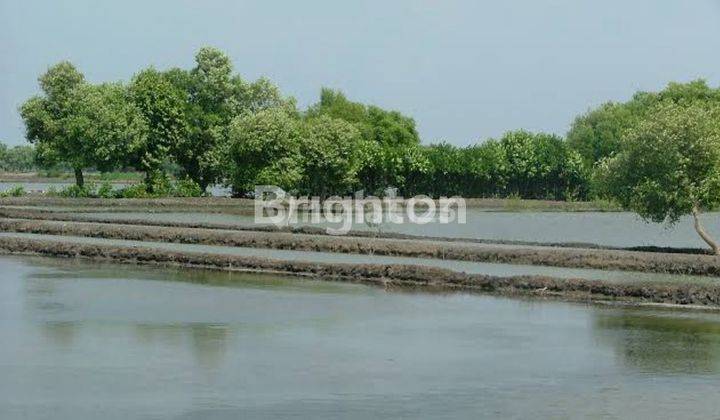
[595,102,720,253]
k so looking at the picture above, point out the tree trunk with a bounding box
[692,205,720,255]
[145,171,155,194]
[74,168,84,188]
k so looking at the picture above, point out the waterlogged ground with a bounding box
[3,231,719,285]
[66,209,720,249]
[1,255,720,419]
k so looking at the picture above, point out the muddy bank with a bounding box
[2,217,719,276]
[0,235,717,307]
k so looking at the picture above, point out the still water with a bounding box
[1,256,720,419]
[3,231,719,285]
[70,209,720,249]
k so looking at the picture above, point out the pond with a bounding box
[1,255,719,418]
[3,231,719,285]
[68,209,720,249]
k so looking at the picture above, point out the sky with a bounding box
[2,0,720,146]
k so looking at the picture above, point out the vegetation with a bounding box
[12,45,720,241]
[0,144,35,172]
[595,102,720,254]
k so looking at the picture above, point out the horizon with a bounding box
[2,0,720,146]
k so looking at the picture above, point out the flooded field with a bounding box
[3,231,719,285]
[66,209,720,249]
[1,255,719,419]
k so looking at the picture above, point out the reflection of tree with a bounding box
[40,321,78,348]
[190,324,230,371]
[592,309,720,374]
[134,323,231,371]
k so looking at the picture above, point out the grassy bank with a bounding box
[0,171,143,183]
[0,194,620,212]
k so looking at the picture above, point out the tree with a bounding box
[299,115,365,197]
[129,67,187,189]
[62,83,148,186]
[166,47,294,191]
[594,102,720,254]
[567,101,642,166]
[306,88,428,194]
[0,144,36,172]
[226,108,304,194]
[20,62,86,185]
[166,47,234,191]
[567,80,720,167]
[498,130,588,200]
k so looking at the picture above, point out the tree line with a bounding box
[15,48,720,201]
[17,47,593,200]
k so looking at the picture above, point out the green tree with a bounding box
[595,102,720,254]
[20,62,86,185]
[567,101,642,166]
[21,64,144,187]
[307,88,426,194]
[0,144,36,172]
[567,80,720,167]
[226,108,304,194]
[167,47,294,191]
[299,115,365,197]
[62,83,148,186]
[166,47,234,191]
[462,140,508,197]
[500,130,587,200]
[129,67,187,189]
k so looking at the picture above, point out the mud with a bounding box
[0,235,718,307]
[2,217,719,276]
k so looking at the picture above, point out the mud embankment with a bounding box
[2,218,719,276]
[0,235,718,307]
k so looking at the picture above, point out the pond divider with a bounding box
[0,217,719,276]
[1,235,719,307]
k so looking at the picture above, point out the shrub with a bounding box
[59,184,94,198]
[173,178,203,197]
[96,182,116,198]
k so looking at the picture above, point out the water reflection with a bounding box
[71,209,720,248]
[4,255,720,418]
[593,309,720,374]
[40,321,78,349]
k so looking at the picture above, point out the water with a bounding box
[1,255,719,419]
[3,231,719,285]
[67,209,720,249]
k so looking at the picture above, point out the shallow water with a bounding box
[68,209,720,249]
[2,231,718,285]
[1,255,719,419]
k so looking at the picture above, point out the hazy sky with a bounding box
[2,0,720,146]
